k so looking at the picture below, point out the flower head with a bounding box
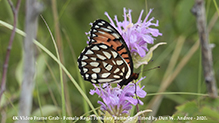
[90,77,146,117]
[87,8,164,121]
[105,8,164,68]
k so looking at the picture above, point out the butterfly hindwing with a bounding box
[78,43,132,84]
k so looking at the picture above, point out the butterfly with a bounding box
[77,19,139,87]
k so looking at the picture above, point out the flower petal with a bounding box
[105,8,162,60]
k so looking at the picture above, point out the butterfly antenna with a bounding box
[148,59,154,63]
[141,66,160,73]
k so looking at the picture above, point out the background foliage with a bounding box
[0,0,219,123]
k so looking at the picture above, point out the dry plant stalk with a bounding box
[0,0,21,104]
[192,0,218,98]
[16,1,43,123]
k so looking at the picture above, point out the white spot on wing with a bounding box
[103,61,107,67]
[81,48,85,53]
[111,51,118,58]
[91,39,95,42]
[91,79,97,83]
[92,68,101,73]
[112,60,116,65]
[121,55,132,79]
[97,54,106,60]
[91,57,97,61]
[99,44,108,49]
[101,73,110,78]
[107,26,114,31]
[98,22,103,26]
[98,30,105,35]
[90,62,99,67]
[91,46,100,51]
[105,64,113,71]
[95,25,99,28]
[110,79,123,84]
[93,29,97,33]
[113,75,120,79]
[85,74,89,79]
[85,49,93,55]
[81,55,88,60]
[103,51,111,59]
[98,79,114,83]
[112,33,120,39]
[81,62,86,67]
[114,68,120,73]
[125,68,131,79]
[116,60,123,65]
[83,68,88,73]
[122,67,125,73]
[92,34,96,37]
[100,27,111,32]
[91,74,97,79]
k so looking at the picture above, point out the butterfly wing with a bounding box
[89,19,133,71]
[78,19,138,86]
[78,43,132,84]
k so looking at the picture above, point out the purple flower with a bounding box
[87,8,164,120]
[105,8,162,63]
[89,77,146,117]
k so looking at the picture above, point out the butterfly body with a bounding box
[78,19,138,87]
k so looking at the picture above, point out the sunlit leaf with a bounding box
[133,42,166,68]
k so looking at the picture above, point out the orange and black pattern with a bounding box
[78,19,138,86]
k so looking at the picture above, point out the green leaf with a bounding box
[133,42,166,68]
[201,106,219,121]
[173,98,219,123]
[175,101,199,115]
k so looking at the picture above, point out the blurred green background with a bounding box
[0,0,219,123]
